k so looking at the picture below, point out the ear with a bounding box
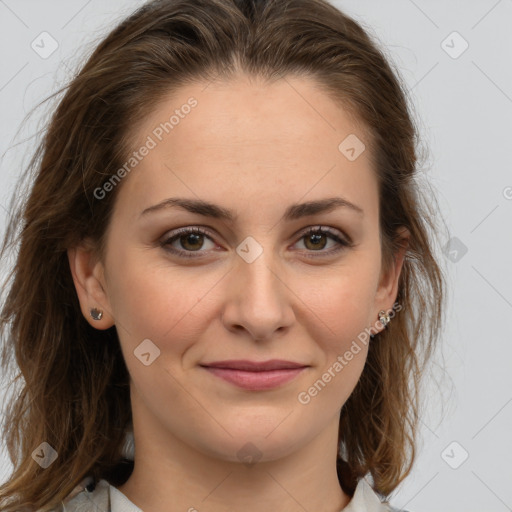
[67,240,115,330]
[373,226,410,330]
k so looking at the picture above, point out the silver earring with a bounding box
[378,310,391,327]
[90,308,103,321]
[370,309,391,339]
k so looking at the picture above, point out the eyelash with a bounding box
[160,226,353,259]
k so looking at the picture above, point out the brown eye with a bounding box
[294,226,352,257]
[161,227,217,258]
[303,231,329,250]
[178,232,205,251]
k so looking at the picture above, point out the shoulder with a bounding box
[42,478,111,512]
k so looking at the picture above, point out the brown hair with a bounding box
[0,0,446,509]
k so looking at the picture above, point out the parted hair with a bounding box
[0,0,445,510]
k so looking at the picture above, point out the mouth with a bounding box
[199,359,309,390]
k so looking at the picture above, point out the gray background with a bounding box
[1,1,511,511]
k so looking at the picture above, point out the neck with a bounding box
[117,411,351,512]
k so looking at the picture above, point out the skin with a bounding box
[68,73,408,512]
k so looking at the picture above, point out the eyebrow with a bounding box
[139,196,364,222]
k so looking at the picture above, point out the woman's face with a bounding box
[72,74,404,464]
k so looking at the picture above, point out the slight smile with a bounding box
[199,359,310,391]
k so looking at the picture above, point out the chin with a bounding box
[195,424,310,466]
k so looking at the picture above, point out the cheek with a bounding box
[295,260,380,347]
[293,276,374,411]
[105,247,220,353]
[290,255,379,399]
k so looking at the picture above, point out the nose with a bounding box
[221,247,295,342]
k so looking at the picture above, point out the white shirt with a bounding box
[56,475,407,511]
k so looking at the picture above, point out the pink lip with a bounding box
[200,359,309,390]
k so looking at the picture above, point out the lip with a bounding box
[201,359,308,371]
[200,359,309,390]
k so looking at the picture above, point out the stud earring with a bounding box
[90,307,103,321]
[370,309,392,339]
[378,310,391,327]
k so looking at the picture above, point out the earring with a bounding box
[90,307,103,321]
[378,310,391,327]
[370,309,391,339]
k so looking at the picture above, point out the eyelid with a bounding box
[159,224,353,258]
[295,225,353,246]
[159,226,219,258]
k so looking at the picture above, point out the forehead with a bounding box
[116,74,378,223]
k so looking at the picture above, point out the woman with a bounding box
[0,0,445,510]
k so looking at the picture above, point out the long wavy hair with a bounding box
[0,0,446,510]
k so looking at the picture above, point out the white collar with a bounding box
[106,476,391,512]
[342,477,392,511]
